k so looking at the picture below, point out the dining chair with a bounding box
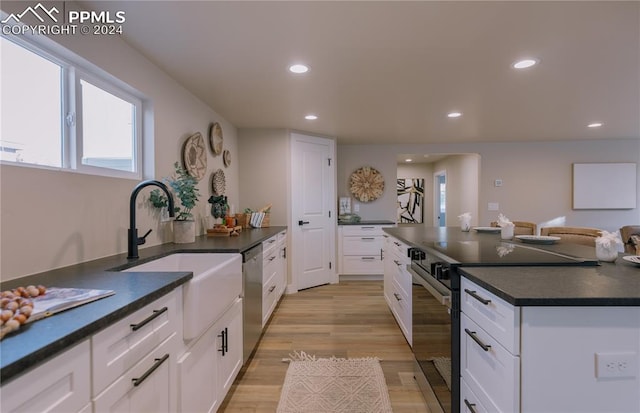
[539,226,603,246]
[619,225,640,254]
[490,221,537,236]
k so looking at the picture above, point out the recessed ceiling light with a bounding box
[512,59,538,69]
[447,112,462,118]
[289,64,309,74]
[587,122,603,128]
[305,114,318,120]
[405,159,413,163]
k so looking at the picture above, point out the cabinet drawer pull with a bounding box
[269,255,277,262]
[131,353,169,387]
[465,328,491,351]
[394,260,401,266]
[218,327,228,356]
[393,293,402,301]
[464,289,491,305]
[130,307,168,331]
[360,237,376,241]
[268,285,276,293]
[393,241,401,246]
[464,399,478,413]
[360,226,375,229]
[361,257,375,260]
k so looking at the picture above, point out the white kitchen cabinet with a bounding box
[460,278,520,413]
[215,297,244,400]
[382,234,412,344]
[92,289,181,396]
[93,334,177,413]
[262,231,287,327]
[461,277,640,413]
[0,340,91,413]
[277,229,288,296]
[177,297,243,413]
[177,321,220,413]
[338,224,392,275]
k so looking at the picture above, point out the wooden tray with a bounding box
[207,226,242,237]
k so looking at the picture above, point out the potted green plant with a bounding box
[208,195,229,226]
[150,161,200,243]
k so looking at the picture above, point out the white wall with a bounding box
[0,3,238,281]
[236,128,290,226]
[339,139,639,233]
[432,154,481,227]
[337,145,397,222]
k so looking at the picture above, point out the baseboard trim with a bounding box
[339,274,383,281]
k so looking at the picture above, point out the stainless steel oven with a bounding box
[409,248,458,413]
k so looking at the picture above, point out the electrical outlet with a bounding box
[595,352,638,378]
[353,203,360,212]
[494,179,503,187]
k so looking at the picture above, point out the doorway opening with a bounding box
[434,171,446,227]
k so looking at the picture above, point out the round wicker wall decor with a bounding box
[349,166,384,202]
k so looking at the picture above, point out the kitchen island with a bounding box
[0,227,286,383]
[384,225,640,413]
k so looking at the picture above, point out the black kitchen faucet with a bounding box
[127,180,175,259]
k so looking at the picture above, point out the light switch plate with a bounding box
[488,202,499,211]
[494,179,503,187]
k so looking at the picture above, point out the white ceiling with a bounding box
[84,1,639,145]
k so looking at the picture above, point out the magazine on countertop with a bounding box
[28,287,115,323]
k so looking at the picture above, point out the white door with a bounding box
[434,171,446,227]
[291,133,336,291]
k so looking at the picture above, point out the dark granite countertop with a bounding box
[338,220,396,226]
[383,225,640,306]
[460,260,640,306]
[0,227,287,383]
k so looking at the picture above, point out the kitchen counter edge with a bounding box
[0,227,287,383]
[383,226,640,306]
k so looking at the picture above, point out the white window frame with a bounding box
[1,31,143,180]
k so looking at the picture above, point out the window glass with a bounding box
[80,79,135,172]
[0,37,62,167]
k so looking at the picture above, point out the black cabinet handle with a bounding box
[268,285,276,293]
[464,289,491,305]
[218,327,228,356]
[130,307,168,331]
[132,353,169,387]
[298,220,310,226]
[464,399,478,413]
[361,257,375,260]
[393,293,402,301]
[465,328,491,351]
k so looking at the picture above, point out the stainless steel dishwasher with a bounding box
[242,243,263,362]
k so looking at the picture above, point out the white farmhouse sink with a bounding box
[123,253,242,340]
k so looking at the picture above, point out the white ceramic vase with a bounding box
[173,220,196,244]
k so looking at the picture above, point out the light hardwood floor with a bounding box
[219,280,430,412]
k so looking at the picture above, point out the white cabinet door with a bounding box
[177,325,219,413]
[1,340,90,413]
[216,297,244,402]
[94,334,176,413]
[383,235,394,305]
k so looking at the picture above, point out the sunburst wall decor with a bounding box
[349,166,385,202]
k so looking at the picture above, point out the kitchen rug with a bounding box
[277,351,393,413]
[430,356,452,390]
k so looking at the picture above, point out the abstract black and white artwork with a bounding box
[397,178,424,223]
